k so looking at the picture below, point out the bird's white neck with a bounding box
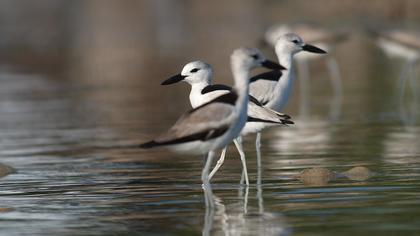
[231,63,250,111]
[189,81,209,108]
[232,64,250,96]
[267,50,295,111]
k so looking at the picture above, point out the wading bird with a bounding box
[161,60,292,185]
[264,24,343,120]
[249,33,326,172]
[140,48,283,207]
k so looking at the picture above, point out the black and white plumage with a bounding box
[140,48,283,206]
[250,33,327,111]
[201,84,292,127]
[140,92,237,150]
[160,60,292,185]
[241,33,327,180]
[263,24,343,119]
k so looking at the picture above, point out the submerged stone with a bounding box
[342,166,372,181]
[0,163,16,178]
[297,167,336,186]
[0,207,14,213]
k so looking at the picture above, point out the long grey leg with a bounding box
[256,132,264,213]
[243,185,249,214]
[398,62,411,124]
[257,176,264,214]
[202,151,215,208]
[209,147,227,180]
[326,56,343,122]
[256,132,262,169]
[240,168,245,186]
[408,60,418,124]
[233,136,249,186]
[235,136,245,185]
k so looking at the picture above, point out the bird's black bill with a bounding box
[161,74,187,85]
[302,44,327,54]
[261,60,286,70]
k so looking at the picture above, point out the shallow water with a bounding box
[0,65,419,236]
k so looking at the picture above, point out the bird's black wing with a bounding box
[249,70,283,83]
[201,84,232,94]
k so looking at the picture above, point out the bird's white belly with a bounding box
[167,139,217,155]
[241,121,276,136]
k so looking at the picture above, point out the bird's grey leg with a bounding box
[398,61,411,124]
[208,147,227,180]
[326,56,343,122]
[255,132,264,213]
[239,169,245,185]
[243,184,249,214]
[236,136,245,186]
[408,60,418,124]
[233,136,249,186]
[257,175,264,214]
[202,151,215,208]
[297,59,311,119]
[256,132,262,169]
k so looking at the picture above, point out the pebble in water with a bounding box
[297,167,337,186]
[342,166,372,181]
[0,207,14,213]
[0,163,16,178]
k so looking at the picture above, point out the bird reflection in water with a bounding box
[202,183,290,236]
[370,29,420,125]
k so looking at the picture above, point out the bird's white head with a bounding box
[230,47,285,72]
[230,48,285,92]
[161,60,212,86]
[264,24,291,47]
[275,33,327,56]
[180,61,213,84]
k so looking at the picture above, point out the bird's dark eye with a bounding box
[251,54,259,60]
[292,39,299,44]
[190,68,200,73]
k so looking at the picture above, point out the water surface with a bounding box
[0,67,419,235]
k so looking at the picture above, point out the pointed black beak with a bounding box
[261,60,286,70]
[302,44,327,54]
[161,74,186,85]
